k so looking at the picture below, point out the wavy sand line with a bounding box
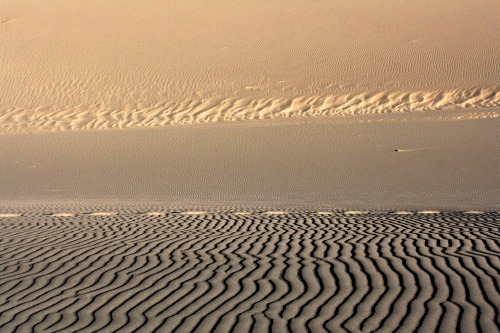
[0,210,498,332]
[0,87,498,134]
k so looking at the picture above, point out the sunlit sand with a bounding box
[0,1,498,332]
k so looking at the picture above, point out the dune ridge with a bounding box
[0,87,498,134]
[1,0,499,134]
[0,208,498,332]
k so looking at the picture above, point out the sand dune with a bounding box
[0,87,498,134]
[1,116,498,210]
[0,208,498,332]
[0,0,499,134]
[1,2,498,332]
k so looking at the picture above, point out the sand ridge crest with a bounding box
[0,87,498,134]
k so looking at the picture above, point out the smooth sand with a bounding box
[0,112,498,209]
[0,0,498,134]
[0,209,498,332]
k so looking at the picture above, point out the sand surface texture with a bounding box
[1,116,498,209]
[1,2,499,332]
[0,0,499,134]
[0,207,498,332]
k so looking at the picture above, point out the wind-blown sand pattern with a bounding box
[0,208,498,333]
[1,0,499,134]
[1,1,499,332]
[1,88,498,134]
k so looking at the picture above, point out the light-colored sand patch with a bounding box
[418,210,441,214]
[146,212,166,216]
[234,212,250,215]
[89,212,117,216]
[344,211,369,215]
[51,213,75,217]
[464,211,485,214]
[265,211,289,215]
[0,214,20,217]
[393,211,414,215]
[317,212,334,215]
[180,211,207,215]
[0,0,498,134]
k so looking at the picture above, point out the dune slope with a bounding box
[0,0,499,134]
[0,208,498,332]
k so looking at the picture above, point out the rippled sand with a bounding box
[0,207,498,332]
[1,2,498,332]
[0,0,498,134]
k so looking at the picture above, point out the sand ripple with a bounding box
[0,87,498,134]
[0,209,498,332]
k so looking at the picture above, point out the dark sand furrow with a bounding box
[353,241,389,332]
[445,253,498,331]
[141,237,247,332]
[331,246,380,332]
[344,242,386,331]
[378,238,421,332]
[0,247,98,282]
[0,247,64,270]
[394,238,434,331]
[136,262,230,323]
[342,236,401,332]
[172,237,258,332]
[0,209,498,332]
[202,244,265,332]
[12,297,81,333]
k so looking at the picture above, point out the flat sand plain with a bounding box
[1,112,498,209]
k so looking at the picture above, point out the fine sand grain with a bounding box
[0,0,498,134]
[0,208,498,332]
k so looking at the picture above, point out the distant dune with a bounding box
[0,0,499,134]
